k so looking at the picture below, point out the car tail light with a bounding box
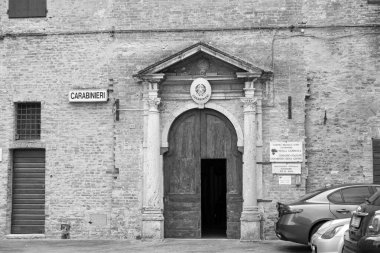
[321,225,344,239]
[367,210,380,236]
[287,207,303,214]
[277,202,303,216]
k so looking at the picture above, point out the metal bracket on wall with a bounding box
[256,162,271,165]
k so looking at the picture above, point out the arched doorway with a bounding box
[163,108,242,239]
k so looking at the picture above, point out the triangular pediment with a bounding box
[134,42,272,80]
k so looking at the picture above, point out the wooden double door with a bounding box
[164,109,242,238]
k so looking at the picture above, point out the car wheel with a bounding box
[309,221,326,242]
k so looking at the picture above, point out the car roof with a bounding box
[290,184,380,204]
[316,183,379,192]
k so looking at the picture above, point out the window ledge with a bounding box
[10,140,45,149]
[6,234,45,239]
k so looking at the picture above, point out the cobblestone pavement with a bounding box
[0,239,311,253]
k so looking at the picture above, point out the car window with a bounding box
[369,191,380,204]
[296,189,324,202]
[328,190,344,203]
[341,186,371,204]
[373,196,380,206]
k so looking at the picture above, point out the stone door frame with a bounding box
[133,42,272,240]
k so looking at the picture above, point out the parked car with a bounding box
[276,184,380,245]
[310,218,350,253]
[343,190,380,253]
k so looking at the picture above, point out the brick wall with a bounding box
[0,0,379,240]
[0,0,379,34]
[304,28,380,190]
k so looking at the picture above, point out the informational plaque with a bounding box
[270,141,303,162]
[69,89,108,102]
[272,163,301,174]
[279,175,292,185]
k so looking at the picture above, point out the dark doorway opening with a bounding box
[201,159,227,238]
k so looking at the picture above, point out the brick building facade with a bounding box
[0,0,379,240]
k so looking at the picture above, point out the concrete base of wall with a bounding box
[6,234,46,239]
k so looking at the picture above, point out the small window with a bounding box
[16,102,41,140]
[8,0,47,18]
[328,190,344,204]
[341,187,372,204]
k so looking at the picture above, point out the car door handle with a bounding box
[336,209,350,213]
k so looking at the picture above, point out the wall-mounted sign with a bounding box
[272,163,301,174]
[270,141,303,162]
[69,89,108,102]
[279,175,292,185]
[190,78,212,107]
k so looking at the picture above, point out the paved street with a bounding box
[0,239,311,253]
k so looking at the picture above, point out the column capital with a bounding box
[139,73,165,93]
[142,74,163,112]
[241,97,258,113]
[147,97,161,112]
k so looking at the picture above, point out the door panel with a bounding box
[202,110,242,238]
[164,109,242,238]
[164,110,201,238]
[202,112,231,158]
[226,193,243,238]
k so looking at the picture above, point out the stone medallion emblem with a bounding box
[190,78,212,108]
[195,83,206,96]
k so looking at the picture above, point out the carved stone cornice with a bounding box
[236,72,261,80]
[241,97,258,112]
[136,73,165,84]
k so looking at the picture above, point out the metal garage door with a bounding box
[374,140,380,184]
[12,149,45,234]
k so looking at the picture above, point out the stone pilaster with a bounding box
[255,87,263,200]
[240,81,261,241]
[142,80,164,239]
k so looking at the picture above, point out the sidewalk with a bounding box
[0,239,311,253]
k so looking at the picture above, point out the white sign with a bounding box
[0,148,2,162]
[272,163,301,174]
[190,78,212,106]
[69,89,108,102]
[270,141,303,162]
[279,175,292,185]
